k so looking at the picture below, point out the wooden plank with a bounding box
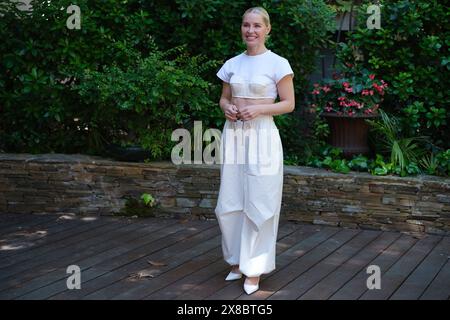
[145,222,315,300]
[0,215,58,237]
[0,214,49,231]
[0,218,127,283]
[360,235,442,300]
[391,236,450,300]
[0,213,63,228]
[83,224,221,300]
[0,221,66,254]
[0,216,113,266]
[136,221,303,300]
[0,213,22,223]
[55,222,292,300]
[48,220,214,300]
[0,215,116,260]
[0,219,142,296]
[0,213,445,301]
[46,220,202,300]
[269,230,382,300]
[185,226,340,300]
[110,235,223,300]
[12,222,178,299]
[0,213,52,225]
[1,219,176,299]
[10,218,179,300]
[298,231,400,300]
[329,234,418,300]
[420,258,450,300]
[146,254,225,300]
[265,229,362,300]
[236,228,352,300]
[204,224,327,300]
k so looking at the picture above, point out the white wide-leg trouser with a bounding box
[215,115,283,277]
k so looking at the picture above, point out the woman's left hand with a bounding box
[238,105,264,121]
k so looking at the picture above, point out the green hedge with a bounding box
[139,0,336,158]
[0,0,336,160]
[75,44,217,159]
[0,0,218,156]
[2,0,447,165]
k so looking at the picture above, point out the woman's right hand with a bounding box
[223,103,239,121]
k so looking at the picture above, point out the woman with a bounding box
[214,7,295,295]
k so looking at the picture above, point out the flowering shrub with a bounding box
[336,1,449,149]
[309,68,388,117]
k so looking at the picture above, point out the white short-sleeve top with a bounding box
[216,49,294,99]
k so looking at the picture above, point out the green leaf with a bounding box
[141,193,155,207]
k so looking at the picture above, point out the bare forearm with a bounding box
[219,97,233,111]
[259,100,295,116]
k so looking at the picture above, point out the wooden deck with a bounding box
[0,213,448,300]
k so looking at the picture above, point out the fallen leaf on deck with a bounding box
[128,269,162,280]
[147,260,166,267]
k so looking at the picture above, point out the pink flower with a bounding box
[344,87,353,93]
[362,90,370,96]
[343,82,350,88]
[322,86,331,93]
[369,74,375,80]
[369,90,374,96]
[312,89,320,95]
[372,83,385,95]
[339,98,348,107]
[348,100,360,107]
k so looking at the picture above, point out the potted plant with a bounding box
[309,66,388,158]
[117,193,160,218]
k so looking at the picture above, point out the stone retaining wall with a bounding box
[0,153,449,235]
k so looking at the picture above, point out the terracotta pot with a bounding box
[321,112,379,158]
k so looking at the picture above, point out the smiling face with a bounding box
[241,12,271,49]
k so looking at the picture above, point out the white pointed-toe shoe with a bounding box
[225,271,243,281]
[243,278,259,295]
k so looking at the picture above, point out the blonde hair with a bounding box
[242,7,271,28]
